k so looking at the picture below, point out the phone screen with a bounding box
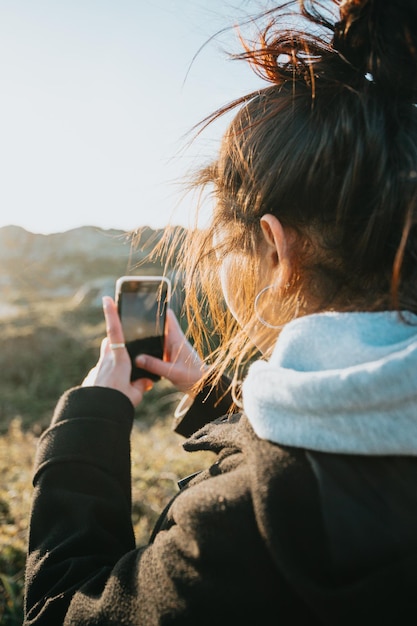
[116,277,170,381]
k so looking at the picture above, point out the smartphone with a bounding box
[115,275,171,381]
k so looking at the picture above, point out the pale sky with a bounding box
[0,0,264,234]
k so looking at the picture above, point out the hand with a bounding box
[134,308,207,395]
[82,296,153,407]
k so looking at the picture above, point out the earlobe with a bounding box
[260,214,293,286]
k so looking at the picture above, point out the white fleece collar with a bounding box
[242,311,417,455]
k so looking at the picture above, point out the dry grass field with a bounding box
[0,276,214,624]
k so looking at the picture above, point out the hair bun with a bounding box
[333,0,417,101]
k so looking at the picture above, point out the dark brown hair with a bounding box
[158,0,417,396]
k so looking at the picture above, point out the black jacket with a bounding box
[24,385,417,625]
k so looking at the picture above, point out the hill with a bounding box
[0,224,171,310]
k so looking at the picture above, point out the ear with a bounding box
[260,214,293,287]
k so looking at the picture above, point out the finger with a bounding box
[102,296,125,350]
[131,377,154,394]
[135,353,176,379]
[164,309,195,362]
[165,308,186,343]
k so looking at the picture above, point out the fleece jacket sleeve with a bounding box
[24,386,136,625]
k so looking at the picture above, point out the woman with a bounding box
[24,1,417,624]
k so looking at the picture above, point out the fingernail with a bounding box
[102,296,111,308]
[136,355,145,366]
